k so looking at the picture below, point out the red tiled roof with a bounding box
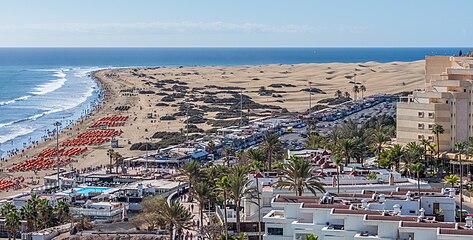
[333,193,375,198]
[274,195,320,203]
[332,209,382,215]
[401,222,456,228]
[397,188,442,193]
[303,203,350,209]
[440,229,473,235]
[365,215,419,222]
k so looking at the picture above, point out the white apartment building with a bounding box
[263,189,471,240]
[397,56,473,151]
[70,201,128,220]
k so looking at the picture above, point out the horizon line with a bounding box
[0,46,471,49]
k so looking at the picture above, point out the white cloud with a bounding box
[0,21,313,34]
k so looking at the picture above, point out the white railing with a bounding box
[71,205,127,218]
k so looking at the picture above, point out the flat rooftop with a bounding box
[119,179,181,190]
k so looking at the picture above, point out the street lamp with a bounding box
[53,121,62,190]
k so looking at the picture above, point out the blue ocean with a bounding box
[0,47,467,157]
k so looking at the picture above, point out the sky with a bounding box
[1,0,472,47]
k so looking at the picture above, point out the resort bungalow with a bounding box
[12,193,67,209]
[70,201,128,220]
[115,179,183,211]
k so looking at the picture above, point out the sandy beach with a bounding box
[0,60,425,198]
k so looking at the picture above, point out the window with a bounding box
[428,136,434,141]
[418,112,424,118]
[268,228,283,236]
[428,112,434,118]
[418,135,424,140]
[428,124,434,129]
[418,123,424,129]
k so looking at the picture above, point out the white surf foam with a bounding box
[0,126,35,144]
[0,95,31,106]
[0,108,63,130]
[30,70,67,95]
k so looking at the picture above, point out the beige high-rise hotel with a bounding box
[397,55,473,152]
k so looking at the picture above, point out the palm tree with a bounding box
[191,181,215,229]
[455,141,467,221]
[106,149,115,173]
[306,132,326,149]
[360,85,366,98]
[228,166,255,233]
[19,205,35,233]
[164,200,194,239]
[276,156,325,196]
[368,131,390,156]
[444,175,459,188]
[420,138,430,164]
[205,165,219,184]
[1,202,16,217]
[353,85,360,99]
[55,199,70,224]
[247,148,266,167]
[334,90,342,99]
[179,160,201,190]
[366,120,394,156]
[216,176,231,239]
[410,162,424,197]
[223,147,235,167]
[431,124,445,171]
[333,156,342,194]
[251,161,263,240]
[113,152,124,174]
[338,138,356,166]
[5,211,20,240]
[306,234,319,240]
[403,142,423,177]
[378,144,404,172]
[262,133,281,171]
[37,199,54,229]
[23,194,39,231]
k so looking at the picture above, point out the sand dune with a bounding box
[0,60,425,198]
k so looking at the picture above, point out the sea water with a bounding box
[0,47,466,157]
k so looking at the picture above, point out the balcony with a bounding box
[70,203,128,219]
[447,68,473,75]
[322,225,345,231]
[263,234,292,240]
[263,210,291,223]
[291,220,315,229]
[353,233,381,239]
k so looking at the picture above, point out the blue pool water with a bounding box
[67,187,111,195]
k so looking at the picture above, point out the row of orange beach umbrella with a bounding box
[9,115,128,173]
[38,147,88,157]
[9,157,73,172]
[99,116,129,122]
[78,129,123,138]
[0,177,26,192]
[90,121,126,128]
[61,138,110,147]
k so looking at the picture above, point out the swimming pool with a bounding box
[66,187,112,196]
